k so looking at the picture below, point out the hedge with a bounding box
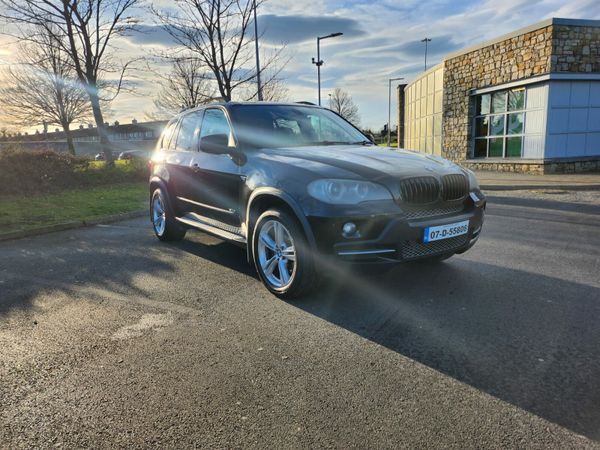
[0,148,149,196]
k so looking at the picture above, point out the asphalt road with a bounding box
[1,193,599,449]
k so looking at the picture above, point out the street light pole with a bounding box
[388,77,404,146]
[421,37,432,72]
[312,32,343,106]
[253,0,263,101]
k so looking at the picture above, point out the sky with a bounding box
[1,0,600,132]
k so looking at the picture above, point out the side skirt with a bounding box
[176,213,247,245]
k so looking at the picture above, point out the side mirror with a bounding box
[199,134,230,154]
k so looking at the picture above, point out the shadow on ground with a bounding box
[291,258,600,439]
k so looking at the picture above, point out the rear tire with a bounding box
[252,208,316,299]
[150,187,186,242]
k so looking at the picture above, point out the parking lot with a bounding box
[1,192,599,448]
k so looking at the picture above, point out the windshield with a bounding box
[229,104,369,149]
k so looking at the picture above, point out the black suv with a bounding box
[149,102,485,297]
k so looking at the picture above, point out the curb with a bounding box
[0,209,147,243]
[481,184,600,191]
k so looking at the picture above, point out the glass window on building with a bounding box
[473,87,526,158]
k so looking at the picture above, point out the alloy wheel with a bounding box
[257,220,297,289]
[152,194,166,236]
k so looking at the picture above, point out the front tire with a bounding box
[252,209,316,299]
[150,187,186,241]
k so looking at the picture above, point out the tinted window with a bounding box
[160,120,177,150]
[176,111,203,151]
[200,109,232,142]
[229,104,367,149]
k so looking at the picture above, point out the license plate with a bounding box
[423,220,469,243]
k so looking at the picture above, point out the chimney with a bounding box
[132,119,138,124]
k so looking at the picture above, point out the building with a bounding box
[0,119,167,157]
[399,18,600,173]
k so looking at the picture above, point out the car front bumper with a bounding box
[306,194,486,264]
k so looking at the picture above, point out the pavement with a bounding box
[1,192,600,449]
[476,170,600,190]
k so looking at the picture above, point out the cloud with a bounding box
[393,35,463,58]
[259,14,365,44]
[124,24,179,47]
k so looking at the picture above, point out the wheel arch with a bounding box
[246,188,316,263]
[149,176,177,218]
[149,176,168,196]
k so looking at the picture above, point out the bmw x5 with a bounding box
[149,102,486,298]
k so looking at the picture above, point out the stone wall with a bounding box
[461,158,600,174]
[442,26,553,163]
[552,25,600,73]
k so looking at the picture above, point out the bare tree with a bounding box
[0,0,142,161]
[152,57,218,118]
[243,70,289,102]
[153,0,285,102]
[260,77,289,102]
[328,88,360,125]
[0,30,91,154]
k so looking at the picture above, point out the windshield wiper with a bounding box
[350,140,374,146]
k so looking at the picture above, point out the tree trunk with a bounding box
[88,86,112,162]
[63,122,76,155]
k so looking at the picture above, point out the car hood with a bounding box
[257,145,465,187]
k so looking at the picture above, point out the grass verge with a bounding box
[0,182,147,234]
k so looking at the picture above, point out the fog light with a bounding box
[342,222,359,238]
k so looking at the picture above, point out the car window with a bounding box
[229,104,368,149]
[200,109,233,146]
[176,111,203,152]
[308,114,354,142]
[168,121,180,151]
[160,120,177,150]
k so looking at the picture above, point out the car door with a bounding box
[157,118,189,216]
[187,107,243,228]
[168,110,204,216]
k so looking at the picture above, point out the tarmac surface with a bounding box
[475,170,600,190]
[1,192,599,448]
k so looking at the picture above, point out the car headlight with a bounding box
[307,179,392,204]
[465,169,480,191]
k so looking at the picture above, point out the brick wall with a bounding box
[442,26,553,162]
